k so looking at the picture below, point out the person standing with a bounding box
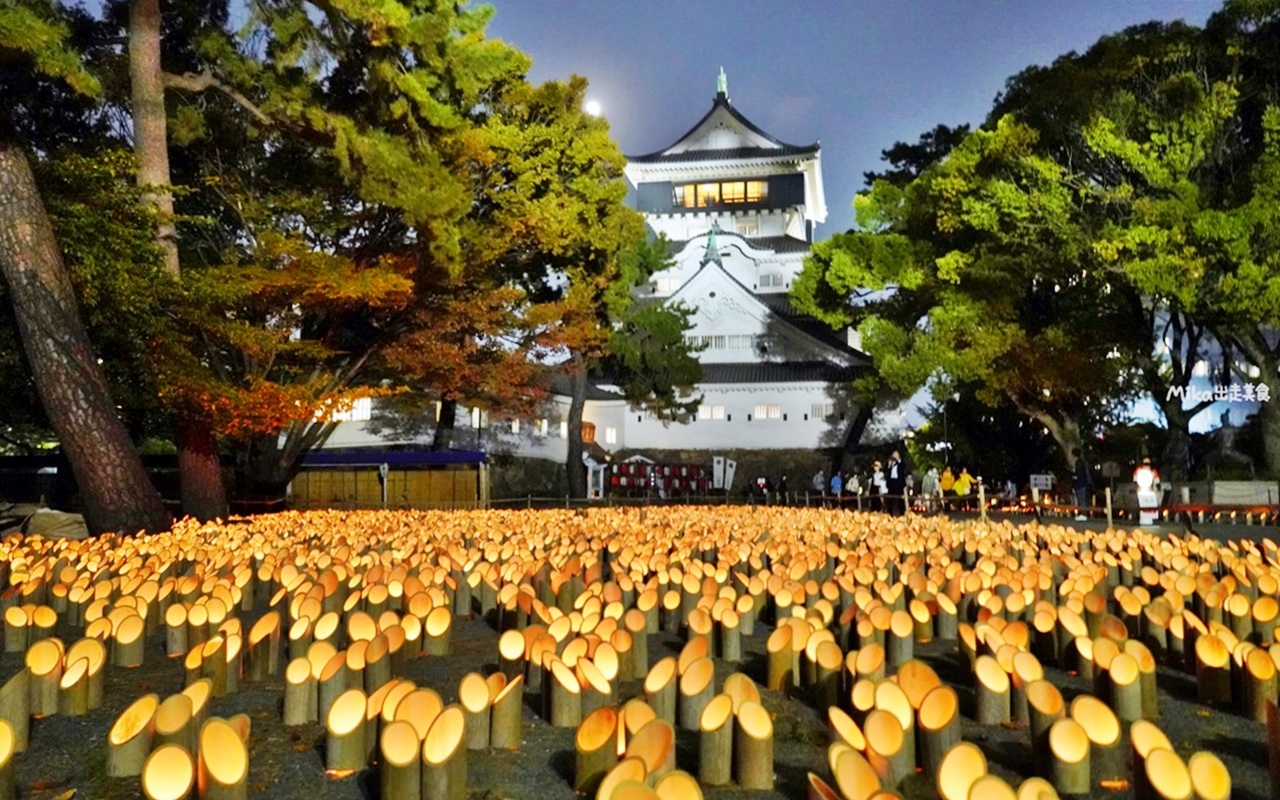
[812,468,825,497]
[1071,447,1093,521]
[829,470,843,508]
[939,466,955,511]
[922,467,940,513]
[870,461,887,513]
[886,450,906,516]
[952,467,973,510]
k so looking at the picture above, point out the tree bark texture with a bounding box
[176,417,228,520]
[432,398,457,451]
[128,0,179,276]
[0,144,170,534]
[566,357,588,499]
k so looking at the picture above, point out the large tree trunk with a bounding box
[176,417,228,520]
[432,397,457,451]
[832,403,873,477]
[566,357,588,499]
[1260,390,1280,480]
[129,0,231,518]
[0,144,170,534]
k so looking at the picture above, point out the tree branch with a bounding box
[161,70,272,127]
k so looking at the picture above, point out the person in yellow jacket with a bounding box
[939,466,955,510]
[952,467,974,510]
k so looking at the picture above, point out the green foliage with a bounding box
[0,1,100,97]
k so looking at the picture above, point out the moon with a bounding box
[584,100,602,117]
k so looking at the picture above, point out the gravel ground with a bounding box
[0,599,1269,800]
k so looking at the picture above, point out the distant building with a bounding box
[316,70,867,497]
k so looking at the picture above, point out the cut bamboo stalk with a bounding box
[1144,748,1192,800]
[283,656,316,725]
[1026,678,1066,775]
[154,693,196,754]
[1245,646,1278,723]
[1010,651,1043,727]
[625,610,648,680]
[165,604,188,658]
[326,687,368,771]
[421,705,467,800]
[550,658,582,728]
[200,636,228,697]
[723,673,761,714]
[0,670,27,754]
[3,608,26,654]
[918,684,960,776]
[576,706,619,794]
[828,744,881,800]
[718,610,742,663]
[579,658,614,718]
[807,771,841,800]
[490,675,523,749]
[182,679,211,729]
[197,716,249,800]
[967,774,1017,800]
[57,656,88,716]
[498,630,525,682]
[1123,639,1160,721]
[1047,717,1090,797]
[652,769,701,800]
[66,637,106,710]
[863,708,907,789]
[1107,652,1142,722]
[394,688,443,739]
[459,673,490,750]
[423,607,452,657]
[26,638,60,717]
[1187,751,1230,800]
[247,611,280,682]
[766,624,793,691]
[974,654,1010,725]
[597,757,648,800]
[644,657,677,726]
[885,609,913,669]
[114,614,146,668]
[697,694,732,787]
[1131,719,1172,800]
[380,719,421,800]
[318,651,350,727]
[0,719,12,800]
[142,743,195,800]
[108,693,159,777]
[1195,634,1231,706]
[678,657,714,732]
[288,617,312,661]
[734,700,773,791]
[625,718,675,781]
[364,633,391,694]
[937,741,987,800]
[1070,694,1121,784]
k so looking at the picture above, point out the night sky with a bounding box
[486,1,1218,238]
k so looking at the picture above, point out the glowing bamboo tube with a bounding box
[974,654,1010,725]
[498,630,524,682]
[421,705,467,800]
[625,718,675,781]
[1047,717,1090,797]
[423,607,452,657]
[863,708,907,789]
[108,693,158,777]
[918,684,960,775]
[0,669,27,753]
[154,693,195,754]
[317,651,350,726]
[1070,694,1121,784]
[0,719,12,800]
[1130,719,1171,800]
[625,609,649,679]
[1124,639,1159,721]
[182,679,211,729]
[652,769,700,800]
[142,744,194,800]
[3,607,27,654]
[937,741,987,800]
[25,638,60,717]
[200,636,228,697]
[579,658,614,718]
[814,640,844,711]
[718,609,742,663]
[597,756,648,800]
[1015,776,1057,800]
[326,687,368,771]
[807,771,841,800]
[967,774,1017,800]
[1244,646,1278,723]
[375,719,419,800]
[458,673,490,750]
[394,688,442,740]
[885,609,913,669]
[490,675,523,749]
[1187,751,1230,800]
[66,637,105,710]
[576,706,619,793]
[1195,634,1231,706]
[197,717,249,800]
[697,694,732,786]
[644,657,677,726]
[288,617,312,661]
[734,700,773,790]
[766,624,793,691]
[1144,747,1192,800]
[1010,651,1043,727]
[1255,596,1279,646]
[283,657,316,725]
[54,655,87,718]
[247,611,280,682]
[678,657,714,731]
[163,604,187,660]
[364,633,391,694]
[1107,652,1142,722]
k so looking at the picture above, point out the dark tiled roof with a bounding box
[547,373,625,402]
[756,294,868,360]
[666,234,812,255]
[628,95,819,164]
[700,361,863,384]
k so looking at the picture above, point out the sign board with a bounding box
[724,459,737,492]
[713,456,725,489]
[1029,474,1056,490]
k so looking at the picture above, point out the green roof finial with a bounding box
[717,66,728,99]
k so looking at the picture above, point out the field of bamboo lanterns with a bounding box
[0,506,1273,797]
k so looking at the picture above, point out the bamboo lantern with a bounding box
[1009,652,1042,727]
[165,604,187,658]
[0,719,13,800]
[1130,719,1172,800]
[498,630,524,682]
[197,717,249,800]
[1107,652,1142,722]
[421,705,467,800]
[141,744,195,800]
[621,699,656,757]
[885,609,913,669]
[967,774,1017,800]
[718,609,742,663]
[423,607,452,656]
[108,693,159,777]
[937,741,987,800]
[394,689,443,740]
[652,770,701,800]
[1255,596,1279,646]
[766,624,793,691]
[378,680,416,730]
[863,708,907,789]
[813,640,844,711]
[734,701,773,791]
[288,617,312,661]
[490,675,523,749]
[1046,717,1090,797]
[974,654,1010,725]
[182,679,212,729]
[247,611,281,682]
[1244,646,1277,723]
[380,719,421,800]
[325,687,368,772]
[1070,694,1122,784]
[1123,639,1160,720]
[1195,633,1231,706]
[154,693,196,754]
[597,757,648,800]
[676,636,709,677]
[3,607,26,654]
[1143,748,1193,800]
[283,657,316,725]
[549,658,583,728]
[0,670,27,753]
[187,604,209,651]
[200,636,228,697]
[828,743,880,800]
[1015,777,1057,800]
[625,718,675,782]
[576,706,619,794]
[723,673,761,714]
[697,694,732,787]
[579,658,614,718]
[364,633,391,694]
[66,637,106,710]
[26,638,61,717]
[57,656,89,716]
[677,657,714,732]
[317,651,350,726]
[458,673,490,750]
[1186,751,1230,800]
[1025,679,1065,775]
[918,685,960,776]
[644,657,677,726]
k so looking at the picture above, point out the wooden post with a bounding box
[1105,487,1113,528]
[734,701,773,791]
